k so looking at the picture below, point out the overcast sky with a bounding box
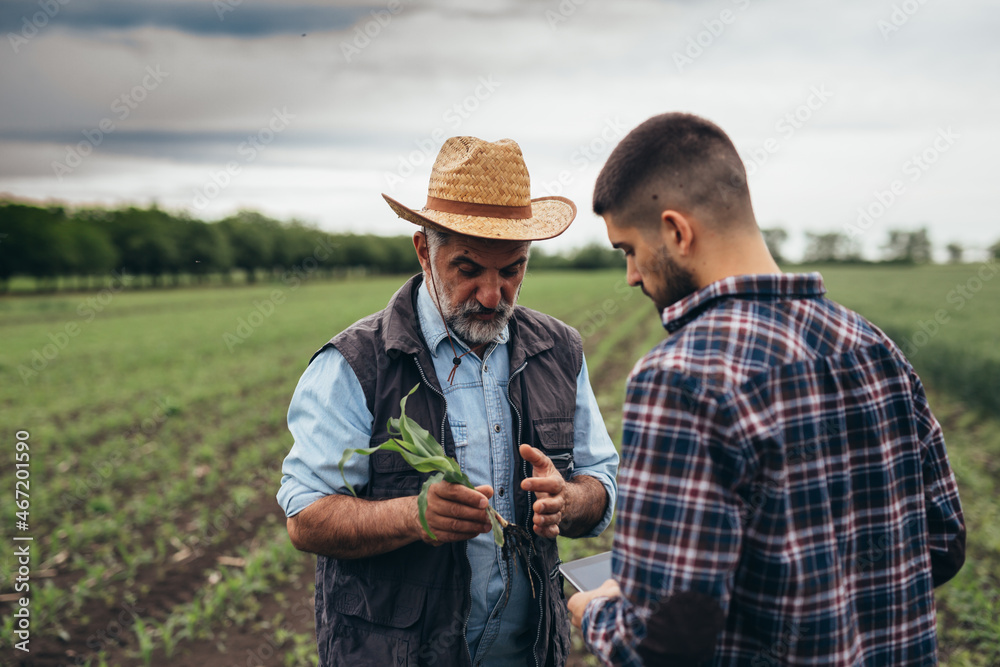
[1,0,997,259]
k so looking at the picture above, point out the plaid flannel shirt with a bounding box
[582,273,964,666]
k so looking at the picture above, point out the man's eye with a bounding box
[459,268,478,277]
[501,269,519,278]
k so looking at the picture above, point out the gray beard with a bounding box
[444,297,515,347]
[427,275,518,347]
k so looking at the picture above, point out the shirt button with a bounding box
[483,365,489,373]
[498,487,505,497]
[493,423,501,433]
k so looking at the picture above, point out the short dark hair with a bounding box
[593,112,754,227]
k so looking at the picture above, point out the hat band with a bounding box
[426,196,532,220]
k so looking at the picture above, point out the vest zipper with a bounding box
[506,360,543,667]
[413,355,476,666]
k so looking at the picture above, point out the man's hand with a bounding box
[519,444,568,538]
[419,480,494,545]
[568,578,621,628]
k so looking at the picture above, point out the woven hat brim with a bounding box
[382,194,576,241]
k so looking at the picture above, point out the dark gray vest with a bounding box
[310,275,583,667]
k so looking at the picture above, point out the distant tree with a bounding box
[882,228,932,264]
[175,218,233,283]
[63,218,119,287]
[97,206,181,285]
[379,235,421,274]
[946,242,964,264]
[803,232,861,263]
[0,202,74,290]
[569,244,626,270]
[991,240,1000,261]
[217,211,282,282]
[528,246,572,270]
[761,227,789,263]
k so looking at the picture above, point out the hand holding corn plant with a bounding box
[338,384,536,597]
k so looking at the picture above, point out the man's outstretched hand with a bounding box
[520,444,569,538]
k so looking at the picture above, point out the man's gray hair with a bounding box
[423,226,532,260]
[424,227,451,260]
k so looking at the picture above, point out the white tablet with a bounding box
[559,551,612,591]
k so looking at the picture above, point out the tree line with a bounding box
[763,227,1000,265]
[0,201,627,292]
[1,200,996,292]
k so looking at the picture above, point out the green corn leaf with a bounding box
[391,385,447,459]
[384,439,463,475]
[401,416,447,458]
[417,472,445,541]
[337,383,507,546]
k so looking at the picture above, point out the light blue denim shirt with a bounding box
[278,281,619,667]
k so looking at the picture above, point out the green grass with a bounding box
[0,267,997,665]
[802,262,1000,415]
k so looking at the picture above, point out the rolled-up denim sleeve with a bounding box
[276,347,374,518]
[571,355,620,538]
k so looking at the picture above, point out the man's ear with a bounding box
[413,231,431,273]
[661,210,694,257]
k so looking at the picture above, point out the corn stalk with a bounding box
[338,384,536,597]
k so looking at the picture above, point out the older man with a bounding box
[278,136,619,667]
[568,112,965,665]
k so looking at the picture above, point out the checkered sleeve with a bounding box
[582,366,745,665]
[911,370,966,586]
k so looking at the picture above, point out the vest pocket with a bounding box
[371,438,417,473]
[326,576,426,666]
[369,438,427,499]
[532,417,575,478]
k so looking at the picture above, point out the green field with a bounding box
[1,265,998,666]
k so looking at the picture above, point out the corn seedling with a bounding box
[133,617,154,667]
[339,384,536,598]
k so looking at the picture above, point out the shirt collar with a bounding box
[661,272,826,333]
[416,280,510,358]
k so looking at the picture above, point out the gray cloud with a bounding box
[0,1,366,37]
[0,0,997,256]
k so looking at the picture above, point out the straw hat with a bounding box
[382,136,576,241]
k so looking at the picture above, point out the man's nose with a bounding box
[626,257,642,287]
[477,274,502,310]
